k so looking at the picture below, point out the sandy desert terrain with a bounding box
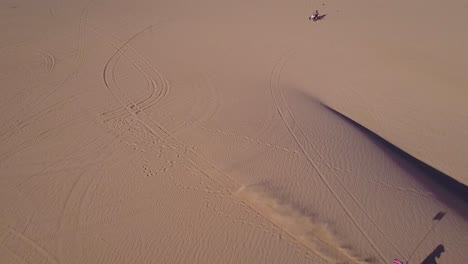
[1,0,467,263]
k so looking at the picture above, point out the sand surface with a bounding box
[1,0,467,263]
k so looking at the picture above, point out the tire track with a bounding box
[0,111,95,165]
[0,8,89,139]
[0,91,132,166]
[89,23,171,122]
[333,167,434,199]
[10,130,128,241]
[0,49,55,117]
[102,25,241,191]
[16,123,104,189]
[200,126,299,154]
[37,49,56,74]
[1,225,59,264]
[0,95,75,144]
[111,44,167,114]
[56,134,123,263]
[170,73,221,134]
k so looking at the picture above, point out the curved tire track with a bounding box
[90,24,170,122]
[0,49,55,120]
[170,73,221,134]
[0,8,89,141]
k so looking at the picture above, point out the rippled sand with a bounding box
[1,0,467,263]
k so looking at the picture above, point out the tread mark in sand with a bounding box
[0,8,89,140]
[90,23,170,122]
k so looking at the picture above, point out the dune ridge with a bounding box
[321,103,468,201]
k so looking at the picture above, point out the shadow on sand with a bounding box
[421,244,445,264]
[319,103,468,205]
[310,14,327,21]
[287,89,467,222]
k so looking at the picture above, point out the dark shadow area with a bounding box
[318,103,468,206]
[309,14,327,22]
[312,14,327,21]
[421,244,445,264]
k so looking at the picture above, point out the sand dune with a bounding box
[1,0,467,263]
[292,0,468,186]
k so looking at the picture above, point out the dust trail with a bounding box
[236,185,376,264]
